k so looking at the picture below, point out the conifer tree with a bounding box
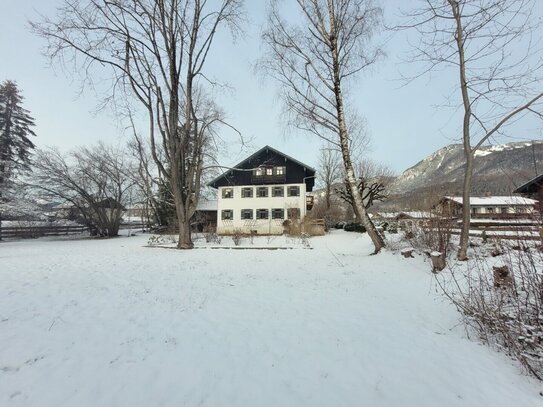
[0,80,37,237]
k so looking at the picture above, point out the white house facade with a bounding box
[208,146,316,235]
[439,196,538,217]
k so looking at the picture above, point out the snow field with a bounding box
[0,231,541,406]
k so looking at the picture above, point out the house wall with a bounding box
[216,184,307,235]
[470,205,535,215]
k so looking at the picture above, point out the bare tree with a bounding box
[261,0,386,253]
[30,143,135,237]
[32,0,243,249]
[337,158,391,213]
[399,0,543,260]
[317,144,342,210]
[127,134,163,228]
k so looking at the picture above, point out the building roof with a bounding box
[514,174,543,194]
[444,196,537,206]
[196,199,218,211]
[207,145,316,187]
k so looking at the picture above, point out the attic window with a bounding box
[275,166,285,175]
[254,168,263,177]
[266,167,273,176]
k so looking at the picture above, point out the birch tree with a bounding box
[261,0,386,253]
[399,0,543,260]
[32,0,243,248]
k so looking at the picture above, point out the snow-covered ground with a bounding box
[1,231,541,406]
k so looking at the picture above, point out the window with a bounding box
[515,207,526,213]
[287,186,300,197]
[222,188,233,199]
[266,167,274,176]
[275,166,285,176]
[254,168,263,177]
[257,187,269,197]
[500,207,508,214]
[256,209,269,219]
[486,207,494,214]
[272,208,284,219]
[272,186,284,197]
[471,207,478,215]
[241,209,253,220]
[221,210,233,220]
[287,208,300,219]
[241,187,253,198]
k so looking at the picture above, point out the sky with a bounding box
[1,0,542,176]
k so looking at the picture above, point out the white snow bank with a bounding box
[0,231,541,406]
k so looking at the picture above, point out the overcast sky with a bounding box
[1,0,542,175]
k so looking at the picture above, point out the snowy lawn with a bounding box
[1,231,541,406]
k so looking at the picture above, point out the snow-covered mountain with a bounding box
[387,141,543,197]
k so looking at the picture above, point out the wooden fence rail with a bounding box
[0,225,89,240]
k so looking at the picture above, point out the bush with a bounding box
[232,229,243,246]
[344,222,366,233]
[437,239,543,379]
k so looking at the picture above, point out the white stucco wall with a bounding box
[216,184,307,235]
[471,205,534,215]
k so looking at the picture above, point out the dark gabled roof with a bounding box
[207,145,316,187]
[514,174,543,194]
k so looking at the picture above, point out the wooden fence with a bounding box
[0,225,89,240]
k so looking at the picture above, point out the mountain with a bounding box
[380,141,543,210]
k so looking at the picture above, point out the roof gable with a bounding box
[208,145,316,190]
[514,174,543,194]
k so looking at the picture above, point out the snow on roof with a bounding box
[53,202,75,209]
[196,200,218,211]
[445,196,537,206]
[397,211,432,219]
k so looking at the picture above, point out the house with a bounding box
[208,145,316,235]
[192,199,218,232]
[372,211,432,230]
[514,174,543,205]
[436,196,538,218]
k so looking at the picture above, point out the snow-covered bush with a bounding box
[437,239,543,379]
[147,234,177,246]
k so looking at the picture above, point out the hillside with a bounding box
[379,141,543,210]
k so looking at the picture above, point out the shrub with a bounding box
[232,229,243,246]
[436,238,543,379]
[344,222,366,233]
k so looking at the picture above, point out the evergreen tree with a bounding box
[0,80,37,237]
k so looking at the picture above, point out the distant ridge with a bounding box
[380,140,543,209]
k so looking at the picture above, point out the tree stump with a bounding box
[401,248,415,258]
[430,251,446,273]
[493,265,514,288]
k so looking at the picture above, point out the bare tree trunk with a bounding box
[329,8,385,254]
[325,183,331,210]
[458,151,474,261]
[453,1,472,261]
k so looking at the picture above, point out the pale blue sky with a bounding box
[1,0,542,174]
